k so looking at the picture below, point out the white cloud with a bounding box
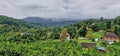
[0,0,120,19]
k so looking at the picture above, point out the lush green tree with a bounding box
[91,23,99,32]
[59,28,68,41]
[85,28,93,39]
[67,26,77,39]
[78,24,87,37]
[110,26,115,33]
[115,25,120,36]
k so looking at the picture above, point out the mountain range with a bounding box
[22,17,80,27]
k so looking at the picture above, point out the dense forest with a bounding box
[0,15,120,56]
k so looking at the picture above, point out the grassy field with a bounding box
[93,31,106,38]
[0,39,120,56]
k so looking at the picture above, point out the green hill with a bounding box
[0,15,45,35]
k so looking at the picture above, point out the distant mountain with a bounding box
[0,15,44,28]
[22,17,80,27]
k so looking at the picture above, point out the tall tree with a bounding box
[91,23,99,32]
[110,26,115,33]
[59,28,68,41]
[85,28,93,39]
[79,24,87,37]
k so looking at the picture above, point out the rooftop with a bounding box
[104,33,119,38]
[97,46,106,50]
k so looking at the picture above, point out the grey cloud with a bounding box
[0,0,120,19]
[20,5,49,11]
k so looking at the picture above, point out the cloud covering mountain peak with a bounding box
[0,0,120,19]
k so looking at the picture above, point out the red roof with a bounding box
[104,33,119,38]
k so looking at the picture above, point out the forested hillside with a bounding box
[0,15,46,34]
[0,15,61,42]
[1,15,120,41]
[0,15,120,56]
[0,15,34,27]
[65,16,120,38]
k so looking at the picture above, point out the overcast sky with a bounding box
[0,0,120,19]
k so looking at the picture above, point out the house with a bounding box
[103,33,119,44]
[81,43,96,48]
[97,46,106,53]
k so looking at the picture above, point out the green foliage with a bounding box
[60,28,68,41]
[0,15,120,56]
[85,28,93,39]
[78,24,87,37]
[0,40,119,56]
[67,26,77,38]
[93,31,105,38]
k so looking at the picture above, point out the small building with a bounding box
[103,33,119,43]
[97,46,106,53]
[81,43,96,48]
[95,38,99,42]
[106,40,115,44]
